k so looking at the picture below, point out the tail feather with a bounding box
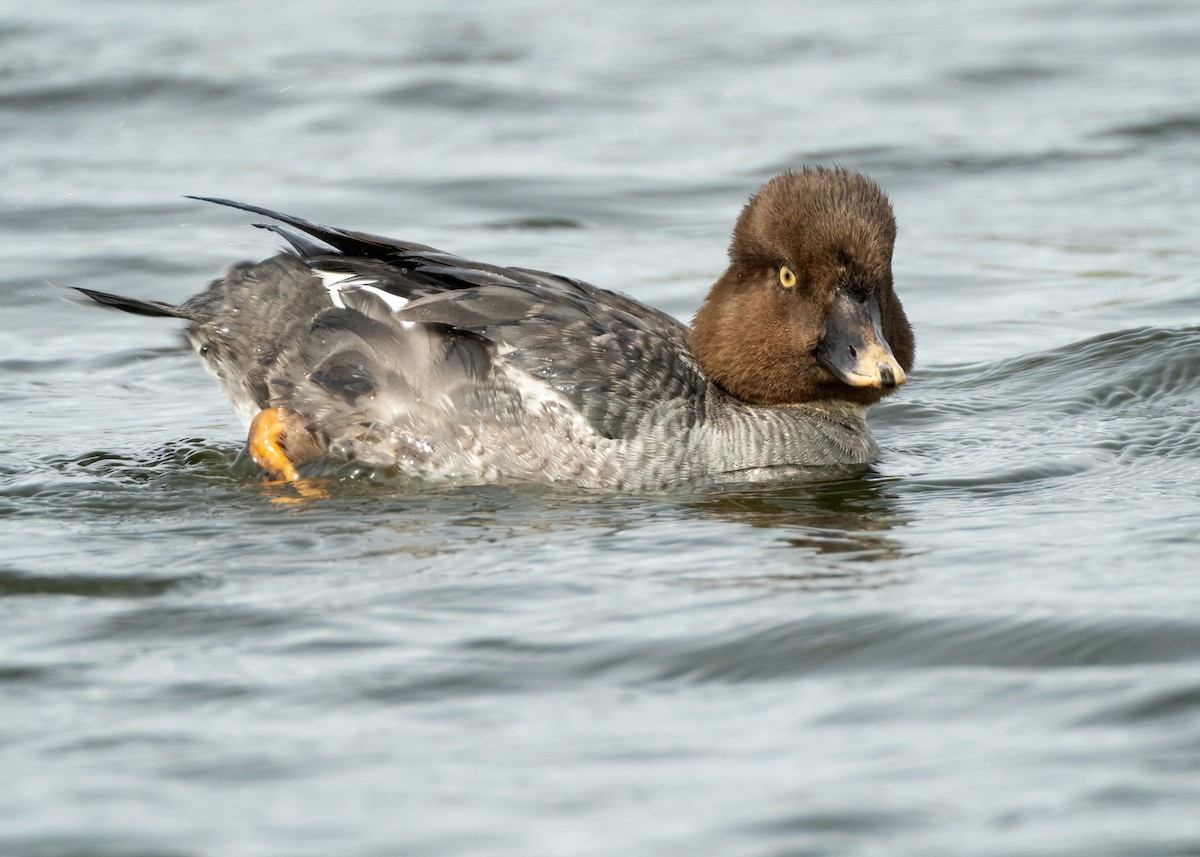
[75,287,189,319]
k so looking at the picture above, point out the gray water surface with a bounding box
[3,1,1200,855]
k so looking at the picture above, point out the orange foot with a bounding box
[247,408,329,501]
[248,407,304,481]
[249,406,329,477]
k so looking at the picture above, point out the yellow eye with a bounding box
[779,266,797,288]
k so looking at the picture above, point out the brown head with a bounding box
[690,168,914,407]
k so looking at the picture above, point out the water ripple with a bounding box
[882,326,1200,472]
[646,612,1200,682]
[313,612,1200,706]
[0,75,243,111]
[0,568,194,599]
[1102,112,1200,141]
[1084,682,1200,725]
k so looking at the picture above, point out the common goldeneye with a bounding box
[78,168,913,490]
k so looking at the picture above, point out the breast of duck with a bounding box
[78,167,914,491]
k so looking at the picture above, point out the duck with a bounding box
[77,167,914,491]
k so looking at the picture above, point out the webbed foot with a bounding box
[247,407,322,482]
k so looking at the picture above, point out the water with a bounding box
[3,0,1200,854]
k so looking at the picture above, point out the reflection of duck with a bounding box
[691,474,910,572]
[78,168,914,490]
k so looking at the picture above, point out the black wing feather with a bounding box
[74,287,189,319]
[187,196,441,259]
[251,222,334,260]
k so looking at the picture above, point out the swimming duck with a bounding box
[78,168,913,490]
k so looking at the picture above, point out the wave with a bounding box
[878,325,1200,468]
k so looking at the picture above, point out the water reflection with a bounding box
[692,474,907,551]
[678,473,911,589]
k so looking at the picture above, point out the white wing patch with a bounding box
[501,362,598,437]
[314,269,409,312]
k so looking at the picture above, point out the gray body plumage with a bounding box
[92,198,881,490]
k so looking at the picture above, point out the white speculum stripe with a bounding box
[314,269,409,312]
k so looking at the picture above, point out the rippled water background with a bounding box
[3,1,1200,855]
